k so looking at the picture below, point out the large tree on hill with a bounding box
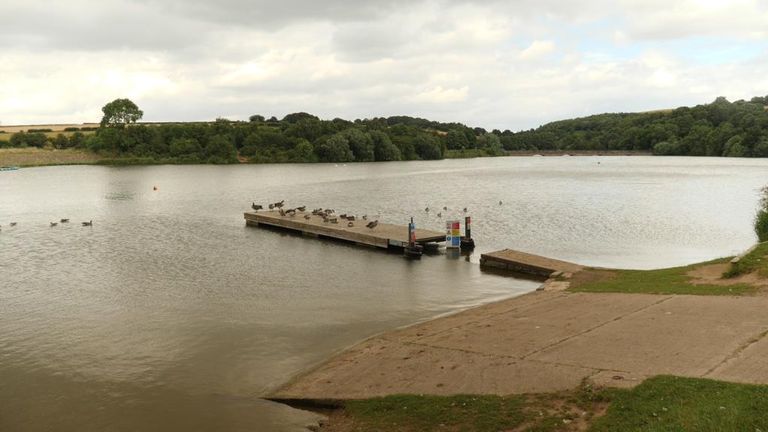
[100,98,143,128]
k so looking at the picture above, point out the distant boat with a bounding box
[0,166,19,171]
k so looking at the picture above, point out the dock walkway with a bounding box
[480,248,583,277]
[244,211,445,249]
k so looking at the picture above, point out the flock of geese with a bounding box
[250,199,504,229]
[0,219,93,232]
[252,200,379,229]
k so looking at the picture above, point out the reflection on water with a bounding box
[0,156,766,431]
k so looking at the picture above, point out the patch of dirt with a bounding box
[567,269,618,290]
[687,263,768,288]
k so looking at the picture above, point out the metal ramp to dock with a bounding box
[244,211,445,249]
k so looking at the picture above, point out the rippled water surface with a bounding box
[1,156,766,431]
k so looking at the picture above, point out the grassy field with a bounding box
[725,242,768,278]
[324,376,768,431]
[568,259,757,296]
[0,147,103,167]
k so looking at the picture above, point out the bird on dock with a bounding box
[50,222,58,227]
[252,203,263,211]
[339,214,347,220]
[60,218,69,223]
[330,218,338,224]
[362,215,367,220]
[286,209,296,217]
[269,203,275,210]
[296,206,306,212]
[275,200,285,209]
[348,221,354,227]
[304,214,311,220]
[347,215,356,221]
[366,220,379,229]
[82,220,93,226]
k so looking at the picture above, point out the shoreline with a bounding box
[270,257,768,403]
[0,147,654,168]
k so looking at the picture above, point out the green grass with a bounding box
[724,242,768,278]
[343,394,528,432]
[570,259,756,296]
[592,376,768,431]
[336,377,768,431]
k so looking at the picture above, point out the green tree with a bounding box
[342,128,374,161]
[446,129,470,150]
[317,134,354,162]
[100,98,143,128]
[53,133,69,149]
[413,133,443,160]
[370,130,401,161]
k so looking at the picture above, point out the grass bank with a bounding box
[320,376,768,431]
[724,242,768,278]
[568,258,758,296]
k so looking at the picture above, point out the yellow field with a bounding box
[0,148,102,167]
[0,123,100,133]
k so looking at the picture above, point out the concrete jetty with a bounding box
[480,248,583,277]
[244,210,445,249]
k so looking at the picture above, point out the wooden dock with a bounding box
[480,249,583,277]
[244,211,445,249]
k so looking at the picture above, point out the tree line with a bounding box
[2,95,767,162]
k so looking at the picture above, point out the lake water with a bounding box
[1,156,766,431]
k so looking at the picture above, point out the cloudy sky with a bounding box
[1,0,767,130]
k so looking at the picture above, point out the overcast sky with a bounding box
[1,0,767,130]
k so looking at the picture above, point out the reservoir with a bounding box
[1,156,766,431]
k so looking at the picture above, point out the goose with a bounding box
[269,203,275,210]
[425,207,429,212]
[153,186,158,191]
[339,214,347,220]
[252,203,263,211]
[499,200,503,205]
[443,206,448,211]
[437,212,442,218]
[347,221,354,227]
[286,209,296,217]
[347,215,356,221]
[82,220,93,226]
[366,220,379,229]
[275,200,285,209]
[362,215,367,220]
[50,222,58,227]
[304,214,311,220]
[60,218,69,223]
[296,206,306,212]
[330,217,338,224]
[10,222,16,227]
[463,207,468,213]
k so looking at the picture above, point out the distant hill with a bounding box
[502,96,768,157]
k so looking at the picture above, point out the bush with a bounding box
[756,186,768,242]
[27,128,52,133]
[64,127,80,132]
